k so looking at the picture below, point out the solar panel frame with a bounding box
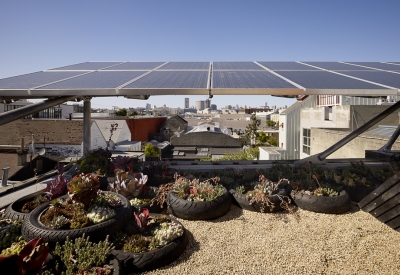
[36,71,148,89]
[336,71,400,89]
[101,62,166,71]
[300,62,373,71]
[344,62,400,71]
[0,71,88,90]
[212,71,297,89]
[157,62,210,70]
[122,71,209,89]
[48,62,124,71]
[275,70,390,89]
[212,62,264,70]
[257,61,319,71]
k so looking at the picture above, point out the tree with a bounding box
[115,108,127,116]
[242,114,260,145]
[129,110,139,117]
[266,119,277,128]
[144,143,159,157]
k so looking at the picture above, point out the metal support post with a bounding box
[83,97,92,156]
[378,124,400,153]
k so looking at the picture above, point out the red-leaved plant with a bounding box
[134,208,149,229]
[45,163,69,200]
[0,238,49,275]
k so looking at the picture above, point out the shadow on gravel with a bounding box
[208,204,244,223]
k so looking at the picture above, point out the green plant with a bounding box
[144,143,159,157]
[0,219,24,252]
[114,210,184,253]
[172,174,224,202]
[52,234,114,275]
[237,176,293,213]
[77,148,111,175]
[67,173,100,205]
[313,187,339,197]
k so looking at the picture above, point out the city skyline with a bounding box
[1,1,399,109]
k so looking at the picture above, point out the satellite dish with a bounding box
[37,148,46,156]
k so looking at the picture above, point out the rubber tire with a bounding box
[111,214,188,273]
[21,191,132,244]
[229,182,291,213]
[167,187,231,220]
[4,189,45,221]
[292,190,351,214]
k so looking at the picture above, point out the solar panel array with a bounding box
[0,61,399,98]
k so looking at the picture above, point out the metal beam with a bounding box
[379,124,400,153]
[83,97,92,156]
[0,96,76,126]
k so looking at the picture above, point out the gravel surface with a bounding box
[135,203,400,275]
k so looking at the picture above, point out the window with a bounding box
[303,128,311,155]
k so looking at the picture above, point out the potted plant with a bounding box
[229,175,293,213]
[4,163,71,221]
[21,173,132,244]
[108,170,162,213]
[166,173,232,220]
[111,208,187,273]
[291,163,351,214]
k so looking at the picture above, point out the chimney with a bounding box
[17,138,27,165]
[1,167,10,187]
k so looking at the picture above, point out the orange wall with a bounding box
[125,117,167,142]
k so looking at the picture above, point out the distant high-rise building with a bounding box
[146,103,151,110]
[225,105,232,109]
[265,102,268,107]
[185,98,189,108]
[196,100,205,111]
[211,104,217,110]
[205,99,211,108]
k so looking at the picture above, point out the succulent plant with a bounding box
[149,221,184,249]
[134,208,150,229]
[0,219,24,252]
[44,162,69,200]
[52,234,114,274]
[67,173,100,205]
[109,171,148,199]
[87,205,116,224]
[0,238,49,275]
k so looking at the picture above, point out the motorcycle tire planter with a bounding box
[167,187,232,220]
[130,187,165,213]
[21,192,132,244]
[292,190,351,214]
[4,189,46,221]
[229,181,292,213]
[111,214,188,273]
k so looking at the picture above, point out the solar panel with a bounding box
[257,62,318,71]
[158,62,210,70]
[213,62,263,70]
[337,71,400,89]
[301,62,372,71]
[101,62,166,71]
[275,71,388,89]
[212,71,296,89]
[0,71,86,89]
[49,62,123,71]
[123,71,209,89]
[344,62,400,71]
[37,71,147,89]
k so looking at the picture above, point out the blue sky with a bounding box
[1,0,400,109]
